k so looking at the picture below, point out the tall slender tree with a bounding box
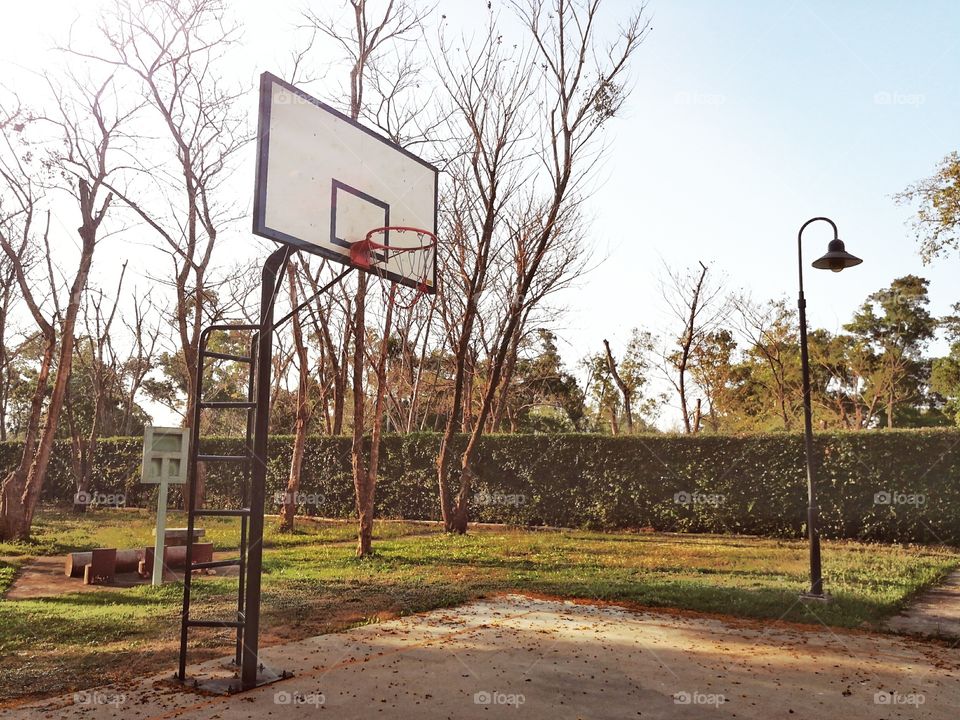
[83,0,248,506]
[0,71,128,539]
[437,0,650,532]
[301,0,431,555]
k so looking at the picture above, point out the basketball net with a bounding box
[349,226,437,310]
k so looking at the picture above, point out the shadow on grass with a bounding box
[255,567,891,629]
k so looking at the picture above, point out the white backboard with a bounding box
[141,426,190,485]
[253,72,438,291]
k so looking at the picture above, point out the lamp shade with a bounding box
[811,239,862,273]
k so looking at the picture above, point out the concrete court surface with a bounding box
[885,569,960,639]
[3,594,958,720]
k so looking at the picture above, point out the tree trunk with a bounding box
[181,352,207,508]
[359,286,396,556]
[603,339,633,433]
[0,331,55,539]
[406,298,435,432]
[490,325,522,432]
[676,262,709,434]
[281,264,310,532]
[15,237,96,539]
[779,389,790,430]
[332,355,347,435]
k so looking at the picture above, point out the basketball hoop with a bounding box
[349,226,437,309]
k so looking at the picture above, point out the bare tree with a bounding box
[81,0,248,506]
[659,261,727,434]
[119,289,163,435]
[432,16,536,530]
[436,0,650,532]
[280,262,311,532]
[67,263,127,512]
[301,0,431,556]
[486,201,591,431]
[0,105,57,539]
[0,70,126,539]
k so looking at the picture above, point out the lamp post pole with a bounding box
[796,216,862,600]
[797,218,828,597]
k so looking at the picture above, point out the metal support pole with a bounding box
[152,478,169,586]
[241,245,292,689]
[235,332,257,667]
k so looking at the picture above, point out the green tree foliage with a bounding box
[931,304,960,425]
[671,281,949,433]
[844,275,939,427]
[896,151,960,263]
[501,330,585,432]
[808,330,882,430]
[3,333,49,439]
[689,329,738,432]
[583,329,659,433]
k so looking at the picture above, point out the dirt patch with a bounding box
[4,553,241,601]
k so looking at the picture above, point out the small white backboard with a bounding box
[253,72,438,291]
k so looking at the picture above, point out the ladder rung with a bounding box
[203,350,252,363]
[186,619,244,629]
[199,401,256,409]
[194,508,251,517]
[192,558,242,571]
[197,454,249,463]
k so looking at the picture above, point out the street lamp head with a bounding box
[811,238,862,273]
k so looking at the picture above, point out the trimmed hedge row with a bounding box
[3,429,958,545]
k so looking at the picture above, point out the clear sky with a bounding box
[560,0,960,349]
[2,1,958,429]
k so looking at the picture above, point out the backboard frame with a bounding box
[252,72,438,292]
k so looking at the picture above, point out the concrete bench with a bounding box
[66,548,141,578]
[139,542,214,577]
[83,548,117,585]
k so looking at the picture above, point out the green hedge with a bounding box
[3,429,958,545]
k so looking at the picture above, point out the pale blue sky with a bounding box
[565,0,960,360]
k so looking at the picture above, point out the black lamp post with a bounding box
[797,217,862,599]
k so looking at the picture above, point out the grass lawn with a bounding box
[0,508,957,705]
[0,508,437,557]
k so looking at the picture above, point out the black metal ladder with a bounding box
[175,246,346,692]
[177,325,259,683]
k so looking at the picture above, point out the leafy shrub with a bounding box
[2,429,957,544]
